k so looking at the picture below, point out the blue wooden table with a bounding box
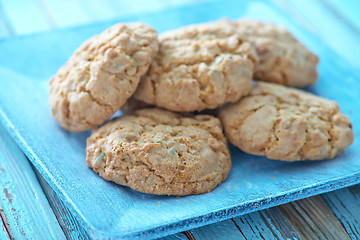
[1,0,360,239]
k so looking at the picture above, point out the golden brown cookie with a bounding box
[219,82,354,161]
[49,23,159,132]
[231,19,319,87]
[134,21,257,112]
[86,108,231,196]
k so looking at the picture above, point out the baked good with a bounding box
[49,23,159,131]
[120,96,154,115]
[232,19,319,87]
[219,81,354,161]
[134,21,257,112]
[86,108,231,195]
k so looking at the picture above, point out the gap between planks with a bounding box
[189,195,353,240]
[0,207,12,240]
[33,166,356,240]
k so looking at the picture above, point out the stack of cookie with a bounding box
[49,19,354,196]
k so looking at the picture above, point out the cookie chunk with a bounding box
[49,23,159,132]
[232,19,319,87]
[86,108,231,196]
[134,21,257,112]
[219,82,354,161]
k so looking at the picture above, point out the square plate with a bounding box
[0,0,359,239]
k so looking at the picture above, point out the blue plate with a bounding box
[0,0,359,239]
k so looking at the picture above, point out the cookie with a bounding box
[219,81,354,161]
[120,96,154,115]
[86,108,231,196]
[134,21,257,112]
[49,23,159,132]
[231,19,319,87]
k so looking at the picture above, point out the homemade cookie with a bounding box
[231,19,319,87]
[49,23,159,132]
[219,82,354,161]
[120,96,154,115]
[134,21,257,112]
[86,108,231,196]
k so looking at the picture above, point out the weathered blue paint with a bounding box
[0,0,359,239]
[0,218,10,240]
[190,219,245,240]
[0,124,66,239]
[233,212,280,240]
[322,189,360,239]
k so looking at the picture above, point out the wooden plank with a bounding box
[0,0,52,35]
[37,167,191,240]
[0,123,66,240]
[322,188,360,239]
[233,211,282,240]
[157,232,189,240]
[261,207,302,239]
[349,184,360,198]
[35,170,90,240]
[0,209,11,240]
[190,219,246,240]
[278,196,351,240]
[272,0,360,69]
[41,0,91,28]
[324,0,360,33]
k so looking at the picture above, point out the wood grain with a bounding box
[0,208,11,240]
[0,124,65,240]
[35,170,90,240]
[190,219,245,240]
[260,208,302,239]
[322,188,360,239]
[278,196,351,240]
[157,232,189,240]
[233,211,281,240]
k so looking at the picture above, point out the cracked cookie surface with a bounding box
[231,19,319,87]
[134,21,257,112]
[86,108,231,195]
[49,23,159,132]
[219,82,354,161]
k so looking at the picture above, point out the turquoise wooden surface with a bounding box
[322,187,360,239]
[325,0,360,32]
[0,124,66,239]
[0,0,52,35]
[273,0,360,69]
[1,0,360,239]
[0,219,10,240]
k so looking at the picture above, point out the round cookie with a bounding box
[49,23,159,132]
[134,21,257,112]
[219,81,354,161]
[86,108,231,196]
[231,19,319,87]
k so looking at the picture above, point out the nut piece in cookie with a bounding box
[231,19,319,87]
[86,108,231,196]
[219,81,354,161]
[49,23,159,132]
[134,21,257,112]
